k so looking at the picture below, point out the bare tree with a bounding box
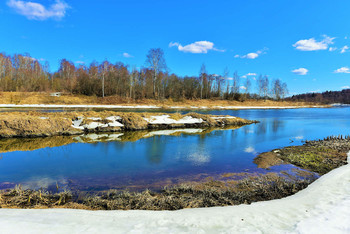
[199,64,207,99]
[146,48,167,98]
[232,71,240,97]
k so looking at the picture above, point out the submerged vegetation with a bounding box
[0,174,313,210]
[255,136,350,174]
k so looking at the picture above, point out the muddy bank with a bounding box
[255,136,350,174]
[0,111,257,138]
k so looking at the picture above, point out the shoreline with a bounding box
[1,150,348,233]
[0,103,329,110]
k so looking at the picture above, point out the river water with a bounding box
[0,107,349,192]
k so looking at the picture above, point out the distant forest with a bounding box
[0,48,289,101]
[287,89,350,104]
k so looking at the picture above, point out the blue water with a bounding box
[0,107,349,192]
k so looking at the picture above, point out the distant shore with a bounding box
[0,92,327,110]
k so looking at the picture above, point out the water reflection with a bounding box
[0,107,349,192]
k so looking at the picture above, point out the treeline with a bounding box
[0,49,289,101]
[287,89,350,104]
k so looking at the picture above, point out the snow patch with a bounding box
[212,116,236,119]
[71,116,124,130]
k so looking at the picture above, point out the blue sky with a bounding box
[1,0,350,95]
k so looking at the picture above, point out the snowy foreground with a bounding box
[0,153,349,234]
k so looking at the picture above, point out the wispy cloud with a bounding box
[235,48,267,59]
[341,86,350,89]
[169,41,224,54]
[246,73,257,76]
[293,35,335,51]
[334,67,350,73]
[340,45,349,53]
[292,68,308,75]
[7,0,70,20]
[75,61,85,65]
[123,52,133,58]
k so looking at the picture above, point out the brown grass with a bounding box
[0,91,323,108]
[0,174,314,210]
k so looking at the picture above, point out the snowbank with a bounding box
[0,153,349,233]
[71,116,124,130]
[0,104,325,110]
[0,104,160,109]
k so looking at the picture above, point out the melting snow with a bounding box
[71,116,124,130]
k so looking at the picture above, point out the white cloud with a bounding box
[329,47,337,52]
[240,86,247,90]
[292,68,308,75]
[7,0,69,20]
[241,75,247,79]
[169,41,224,54]
[244,147,256,153]
[246,73,257,76]
[334,67,350,74]
[341,86,350,89]
[123,52,133,58]
[340,46,349,53]
[293,35,335,51]
[243,52,259,59]
[235,48,267,59]
[75,61,85,65]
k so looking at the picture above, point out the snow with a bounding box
[38,117,49,120]
[71,116,124,130]
[212,116,236,119]
[0,152,349,233]
[0,104,327,110]
[0,104,160,109]
[144,115,203,124]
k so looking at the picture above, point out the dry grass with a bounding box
[253,152,285,169]
[0,174,314,210]
[0,92,322,107]
[0,111,256,138]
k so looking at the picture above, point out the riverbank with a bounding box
[0,92,325,110]
[0,111,257,138]
[0,136,348,211]
[1,150,349,233]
